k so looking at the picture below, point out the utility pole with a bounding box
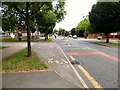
[83,15,87,39]
[64,30,66,40]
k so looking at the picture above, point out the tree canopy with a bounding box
[71,28,76,36]
[2,1,66,56]
[0,2,1,28]
[2,2,66,34]
[76,18,94,37]
[89,2,120,43]
[58,28,65,36]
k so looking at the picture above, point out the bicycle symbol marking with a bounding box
[48,58,68,64]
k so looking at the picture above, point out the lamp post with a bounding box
[83,15,87,39]
[84,19,86,38]
[64,30,66,39]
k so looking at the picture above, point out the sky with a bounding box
[54,0,98,31]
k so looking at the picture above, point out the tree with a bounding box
[53,1,66,22]
[58,28,65,36]
[89,2,120,43]
[29,20,37,38]
[64,31,69,36]
[35,9,57,40]
[2,2,66,57]
[76,18,94,37]
[0,2,1,28]
[53,29,58,34]
[35,2,66,40]
[2,4,17,32]
[71,28,76,36]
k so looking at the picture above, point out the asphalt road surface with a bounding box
[54,36,119,88]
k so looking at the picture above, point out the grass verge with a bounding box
[0,46,6,49]
[2,48,48,72]
[1,37,39,42]
[1,37,18,42]
[44,38,53,42]
[93,42,119,47]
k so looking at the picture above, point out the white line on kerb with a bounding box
[55,42,88,88]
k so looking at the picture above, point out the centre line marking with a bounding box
[70,55,103,89]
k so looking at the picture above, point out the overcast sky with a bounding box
[54,0,98,31]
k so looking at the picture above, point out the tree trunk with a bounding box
[26,2,31,57]
[106,33,109,43]
[45,35,48,41]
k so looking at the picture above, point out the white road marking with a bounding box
[48,59,53,63]
[68,45,71,47]
[55,43,88,88]
[48,58,68,64]
[55,60,60,64]
[61,59,68,63]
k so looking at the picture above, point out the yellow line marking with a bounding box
[70,55,75,60]
[78,65,102,89]
[70,55,103,89]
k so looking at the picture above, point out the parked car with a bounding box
[0,28,6,37]
[0,32,6,37]
[97,36,102,40]
[73,35,77,39]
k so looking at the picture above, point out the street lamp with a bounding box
[83,15,87,39]
[64,30,66,39]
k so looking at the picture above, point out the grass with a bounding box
[93,42,119,47]
[44,38,53,42]
[0,46,6,49]
[1,37,39,42]
[22,36,39,42]
[2,48,48,72]
[1,37,18,42]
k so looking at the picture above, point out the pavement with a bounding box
[2,71,79,88]
[0,42,27,59]
[1,41,82,88]
[109,39,120,44]
[78,37,119,44]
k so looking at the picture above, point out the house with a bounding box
[102,32,120,39]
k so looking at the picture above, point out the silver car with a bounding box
[73,35,77,39]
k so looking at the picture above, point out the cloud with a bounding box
[54,0,97,31]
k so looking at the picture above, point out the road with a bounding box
[54,36,119,88]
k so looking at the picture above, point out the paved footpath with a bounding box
[2,71,79,88]
[1,41,82,88]
[32,42,85,88]
[1,42,27,59]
